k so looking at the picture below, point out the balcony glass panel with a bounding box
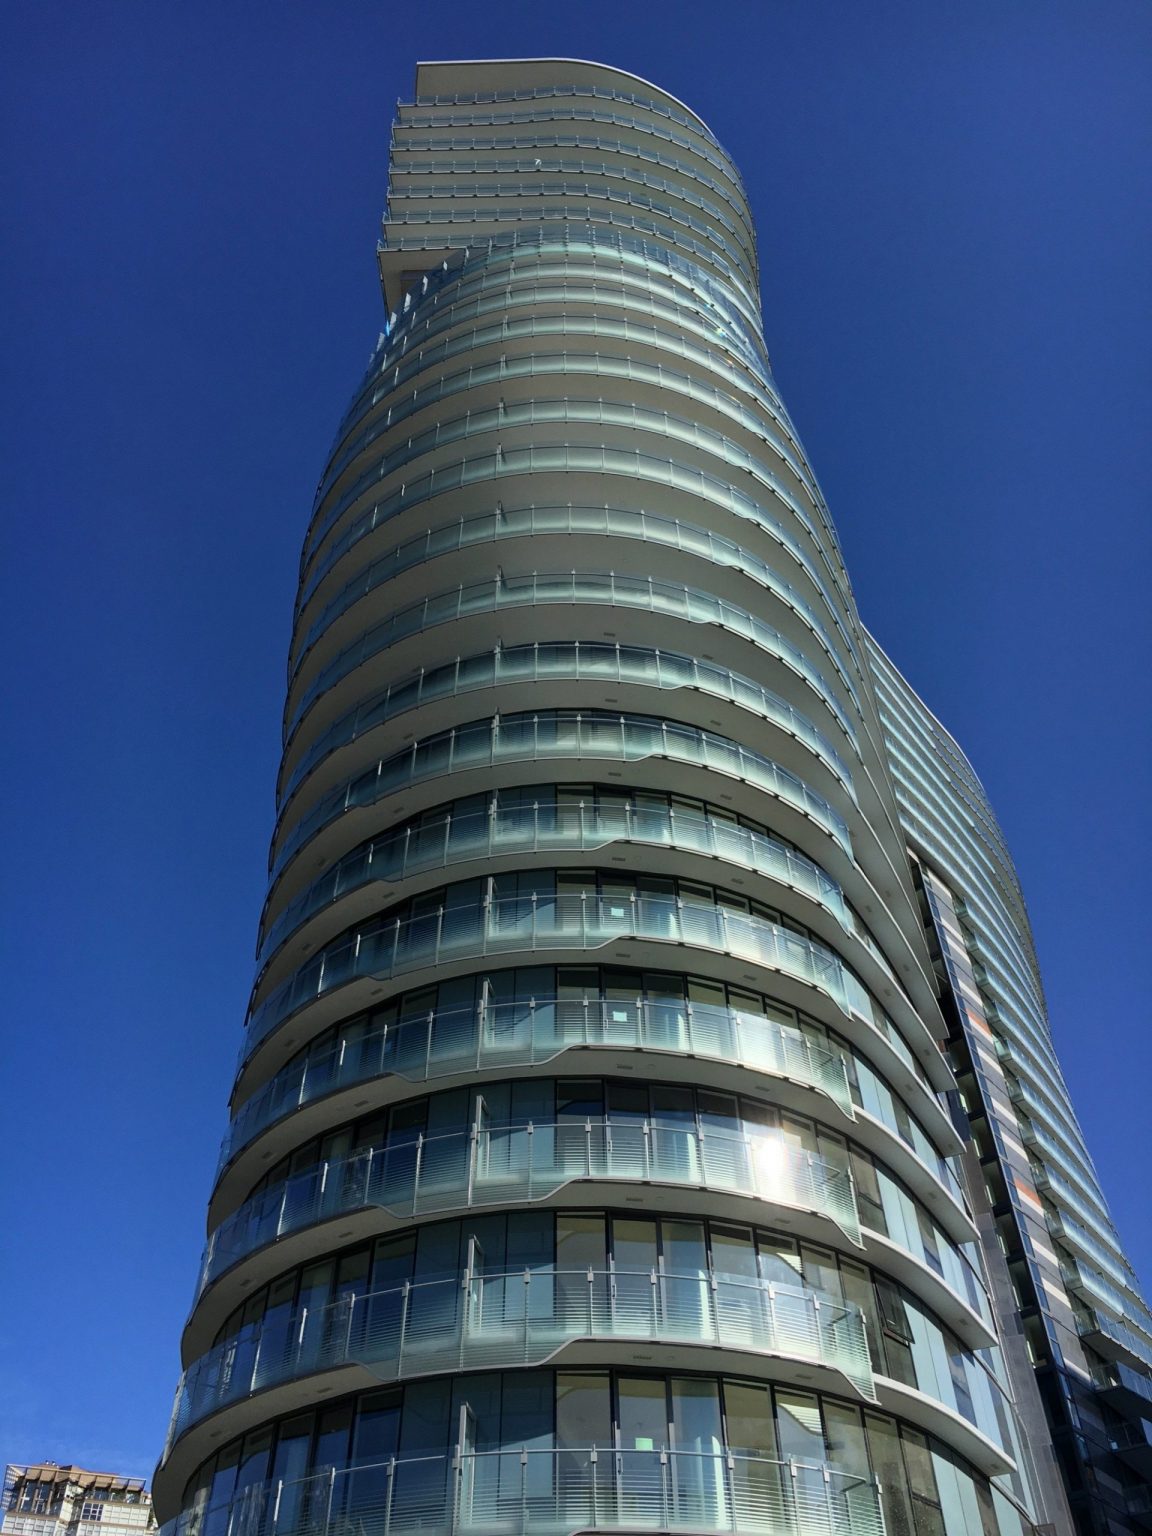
[198,1127,861,1294]
[245,892,873,1059]
[260,802,848,969]
[166,1271,873,1452]
[280,643,853,808]
[356,256,767,437]
[308,393,822,575]
[300,511,845,711]
[223,998,854,1171]
[273,713,850,880]
[288,571,855,750]
[328,260,824,552]
[300,436,847,652]
[161,1447,883,1536]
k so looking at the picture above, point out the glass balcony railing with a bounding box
[328,256,828,563]
[335,269,843,601]
[307,394,822,583]
[319,349,822,551]
[337,252,767,456]
[244,893,876,1061]
[384,180,755,286]
[401,82,740,168]
[272,711,851,884]
[297,437,851,657]
[408,81,728,147]
[1048,1210,1137,1295]
[222,999,854,1173]
[162,1446,884,1536]
[279,642,853,810]
[381,204,750,300]
[390,156,752,241]
[393,137,747,222]
[1091,1360,1152,1408]
[258,803,849,970]
[344,263,767,460]
[166,1269,873,1455]
[1031,1159,1111,1236]
[303,518,843,720]
[1058,1263,1152,1349]
[287,571,856,751]
[1080,1308,1152,1372]
[402,229,762,348]
[198,1125,860,1295]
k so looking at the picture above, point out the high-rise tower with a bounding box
[153,58,1150,1536]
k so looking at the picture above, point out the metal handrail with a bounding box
[166,1269,873,1456]
[161,1446,884,1536]
[199,1124,861,1297]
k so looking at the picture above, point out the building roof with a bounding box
[7,1468,148,1496]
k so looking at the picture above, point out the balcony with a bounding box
[245,893,878,1062]
[160,1447,884,1536]
[166,1270,873,1460]
[1109,1422,1152,1479]
[198,1125,860,1299]
[269,709,850,889]
[283,568,856,757]
[257,803,849,978]
[221,999,854,1176]
[301,400,835,619]
[277,639,853,814]
[1091,1360,1152,1419]
[294,444,848,652]
[1079,1307,1152,1373]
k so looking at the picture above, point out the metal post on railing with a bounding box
[786,1457,800,1535]
[706,1269,720,1349]
[522,1268,532,1361]
[343,1293,356,1369]
[295,1305,309,1379]
[322,1466,337,1535]
[763,1281,780,1352]
[353,1145,371,1212]
[382,1459,396,1536]
[821,1462,835,1536]
[722,1452,738,1535]
[268,1478,284,1536]
[474,990,486,1071]
[412,1132,425,1212]
[396,1279,410,1379]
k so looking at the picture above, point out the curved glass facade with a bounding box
[155,52,1152,1536]
[867,643,1152,1535]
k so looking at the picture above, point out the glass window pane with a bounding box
[556,1373,611,1448]
[723,1381,776,1458]
[617,1376,668,1451]
[710,1225,758,1280]
[671,1378,722,1454]
[774,1390,824,1462]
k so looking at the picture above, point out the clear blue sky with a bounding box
[2,0,1149,1483]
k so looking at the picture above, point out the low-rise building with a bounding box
[2,1466,155,1536]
